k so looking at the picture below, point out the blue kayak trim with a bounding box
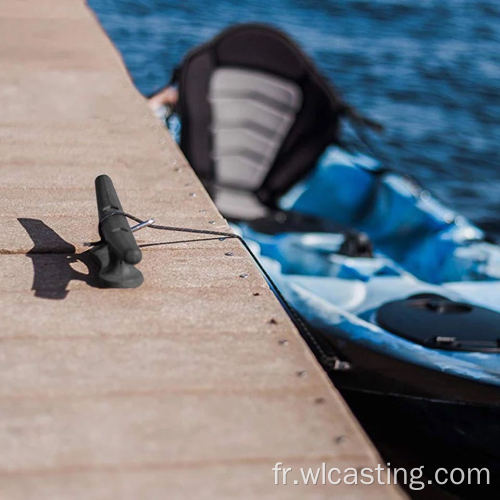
[278,146,499,284]
[272,269,500,387]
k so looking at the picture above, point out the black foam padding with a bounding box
[376,294,500,352]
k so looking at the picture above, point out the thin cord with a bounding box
[87,211,239,247]
[99,211,348,371]
[139,236,228,248]
[124,212,238,239]
[238,234,349,371]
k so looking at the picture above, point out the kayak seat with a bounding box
[172,23,347,219]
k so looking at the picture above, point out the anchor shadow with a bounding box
[18,218,99,300]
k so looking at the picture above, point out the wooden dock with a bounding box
[0,1,401,498]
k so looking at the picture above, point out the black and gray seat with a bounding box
[172,24,348,219]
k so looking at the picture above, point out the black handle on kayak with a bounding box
[90,175,144,288]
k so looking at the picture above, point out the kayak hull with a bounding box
[315,329,500,494]
[317,327,500,406]
[341,388,500,497]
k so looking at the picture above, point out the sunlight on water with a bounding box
[89,0,499,235]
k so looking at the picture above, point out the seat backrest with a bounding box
[175,23,345,219]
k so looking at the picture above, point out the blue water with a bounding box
[89,0,499,236]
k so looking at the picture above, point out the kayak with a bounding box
[166,23,500,491]
[231,145,500,488]
[232,144,499,395]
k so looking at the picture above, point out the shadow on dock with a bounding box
[18,218,99,299]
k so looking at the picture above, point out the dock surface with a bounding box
[0,1,401,498]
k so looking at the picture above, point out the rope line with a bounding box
[104,211,349,371]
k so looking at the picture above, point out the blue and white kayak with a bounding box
[233,146,500,384]
[168,23,499,493]
[227,145,500,483]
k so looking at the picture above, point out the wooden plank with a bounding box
[0,1,402,498]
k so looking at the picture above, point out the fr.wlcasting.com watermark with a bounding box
[272,462,490,491]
